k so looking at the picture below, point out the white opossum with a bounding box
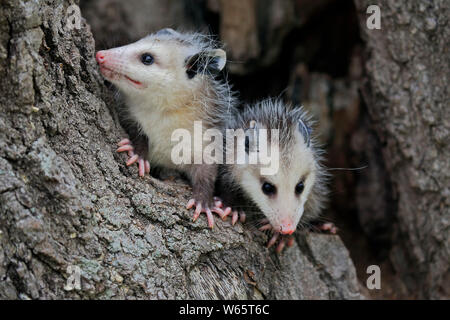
[216,99,331,252]
[96,28,237,228]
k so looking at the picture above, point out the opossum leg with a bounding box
[117,135,150,177]
[186,164,224,228]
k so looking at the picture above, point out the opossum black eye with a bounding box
[295,182,305,195]
[262,182,276,196]
[141,53,154,65]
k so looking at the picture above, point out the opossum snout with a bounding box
[279,218,296,235]
[96,51,106,64]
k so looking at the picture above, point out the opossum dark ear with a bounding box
[155,28,178,36]
[185,49,227,79]
[298,119,312,147]
[206,49,227,72]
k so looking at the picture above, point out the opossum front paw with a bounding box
[186,199,229,229]
[312,221,338,234]
[259,220,295,254]
[116,138,150,177]
[212,197,245,226]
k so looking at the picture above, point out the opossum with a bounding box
[96,28,237,228]
[216,99,332,252]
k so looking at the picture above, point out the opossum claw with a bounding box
[276,239,285,253]
[230,211,237,225]
[259,221,295,254]
[258,223,272,231]
[118,138,131,146]
[213,197,243,223]
[116,138,150,177]
[126,154,139,166]
[186,198,226,229]
[214,199,233,218]
[276,236,295,254]
[117,145,133,153]
[267,232,279,248]
[230,210,246,225]
[239,211,246,223]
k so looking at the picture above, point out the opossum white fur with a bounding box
[219,99,329,234]
[97,28,237,212]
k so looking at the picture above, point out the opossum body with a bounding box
[96,28,237,228]
[217,99,329,251]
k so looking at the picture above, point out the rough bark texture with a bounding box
[0,0,363,299]
[354,0,449,299]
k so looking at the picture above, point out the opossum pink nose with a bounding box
[280,220,295,235]
[96,51,106,64]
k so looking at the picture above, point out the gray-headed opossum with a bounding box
[96,28,237,228]
[216,99,331,252]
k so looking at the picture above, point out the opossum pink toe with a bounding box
[193,211,201,222]
[287,237,295,247]
[192,204,202,222]
[258,224,272,232]
[320,222,332,230]
[117,145,133,153]
[126,154,139,166]
[211,207,225,219]
[138,159,145,177]
[194,203,202,216]
[223,207,232,218]
[239,211,246,223]
[118,138,131,146]
[231,211,238,226]
[267,233,279,248]
[205,208,214,229]
[214,200,223,208]
[186,199,196,209]
[144,160,150,174]
[318,222,337,234]
[276,239,285,254]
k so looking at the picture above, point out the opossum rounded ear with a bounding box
[185,49,227,78]
[207,49,227,72]
[155,28,178,36]
[298,119,312,147]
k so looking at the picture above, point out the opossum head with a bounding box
[230,100,327,235]
[95,28,227,110]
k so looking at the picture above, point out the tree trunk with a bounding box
[0,0,362,299]
[354,0,449,299]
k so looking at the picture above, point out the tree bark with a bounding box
[354,0,449,299]
[0,0,362,299]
